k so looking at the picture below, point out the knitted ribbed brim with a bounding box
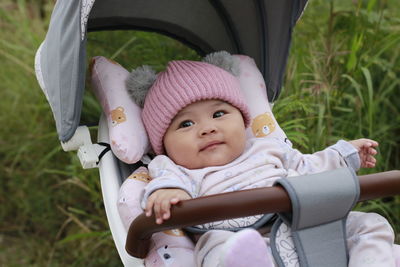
[142,60,250,155]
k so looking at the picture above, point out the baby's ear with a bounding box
[202,51,240,76]
[126,65,157,108]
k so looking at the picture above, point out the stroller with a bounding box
[34,0,400,266]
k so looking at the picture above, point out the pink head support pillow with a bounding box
[235,55,287,140]
[90,54,287,164]
[90,56,149,163]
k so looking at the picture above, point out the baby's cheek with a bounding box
[231,134,246,160]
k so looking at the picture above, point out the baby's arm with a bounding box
[145,189,191,224]
[348,138,378,168]
[285,138,378,174]
[142,155,194,224]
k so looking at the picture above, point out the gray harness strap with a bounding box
[270,168,360,267]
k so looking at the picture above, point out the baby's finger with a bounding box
[367,154,376,163]
[145,197,155,217]
[161,199,172,220]
[153,199,163,224]
[360,151,367,162]
[368,147,377,155]
[365,161,376,168]
[170,197,180,205]
[370,140,379,147]
[365,155,376,168]
[360,153,368,168]
[365,139,379,147]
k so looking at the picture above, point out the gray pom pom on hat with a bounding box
[202,50,240,76]
[126,65,157,108]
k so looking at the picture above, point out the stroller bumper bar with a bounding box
[125,170,400,258]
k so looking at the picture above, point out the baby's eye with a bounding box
[178,120,194,128]
[213,110,226,118]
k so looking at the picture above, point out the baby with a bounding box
[126,54,395,267]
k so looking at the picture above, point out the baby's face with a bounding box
[163,100,246,169]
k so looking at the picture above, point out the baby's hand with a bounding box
[348,138,379,168]
[145,189,191,224]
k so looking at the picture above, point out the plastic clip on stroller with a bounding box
[61,125,111,169]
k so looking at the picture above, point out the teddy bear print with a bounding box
[251,112,276,137]
[110,106,126,126]
[127,171,152,183]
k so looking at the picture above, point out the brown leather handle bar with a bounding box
[126,170,400,258]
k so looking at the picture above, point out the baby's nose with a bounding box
[200,125,217,136]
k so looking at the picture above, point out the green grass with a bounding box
[1,0,399,265]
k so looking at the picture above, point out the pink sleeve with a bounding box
[284,140,360,175]
[141,156,195,209]
[117,167,150,230]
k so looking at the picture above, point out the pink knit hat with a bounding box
[141,60,250,155]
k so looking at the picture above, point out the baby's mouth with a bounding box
[199,141,224,151]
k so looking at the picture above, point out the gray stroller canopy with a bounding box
[35,0,308,142]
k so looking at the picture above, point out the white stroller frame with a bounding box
[97,115,142,266]
[61,116,144,266]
